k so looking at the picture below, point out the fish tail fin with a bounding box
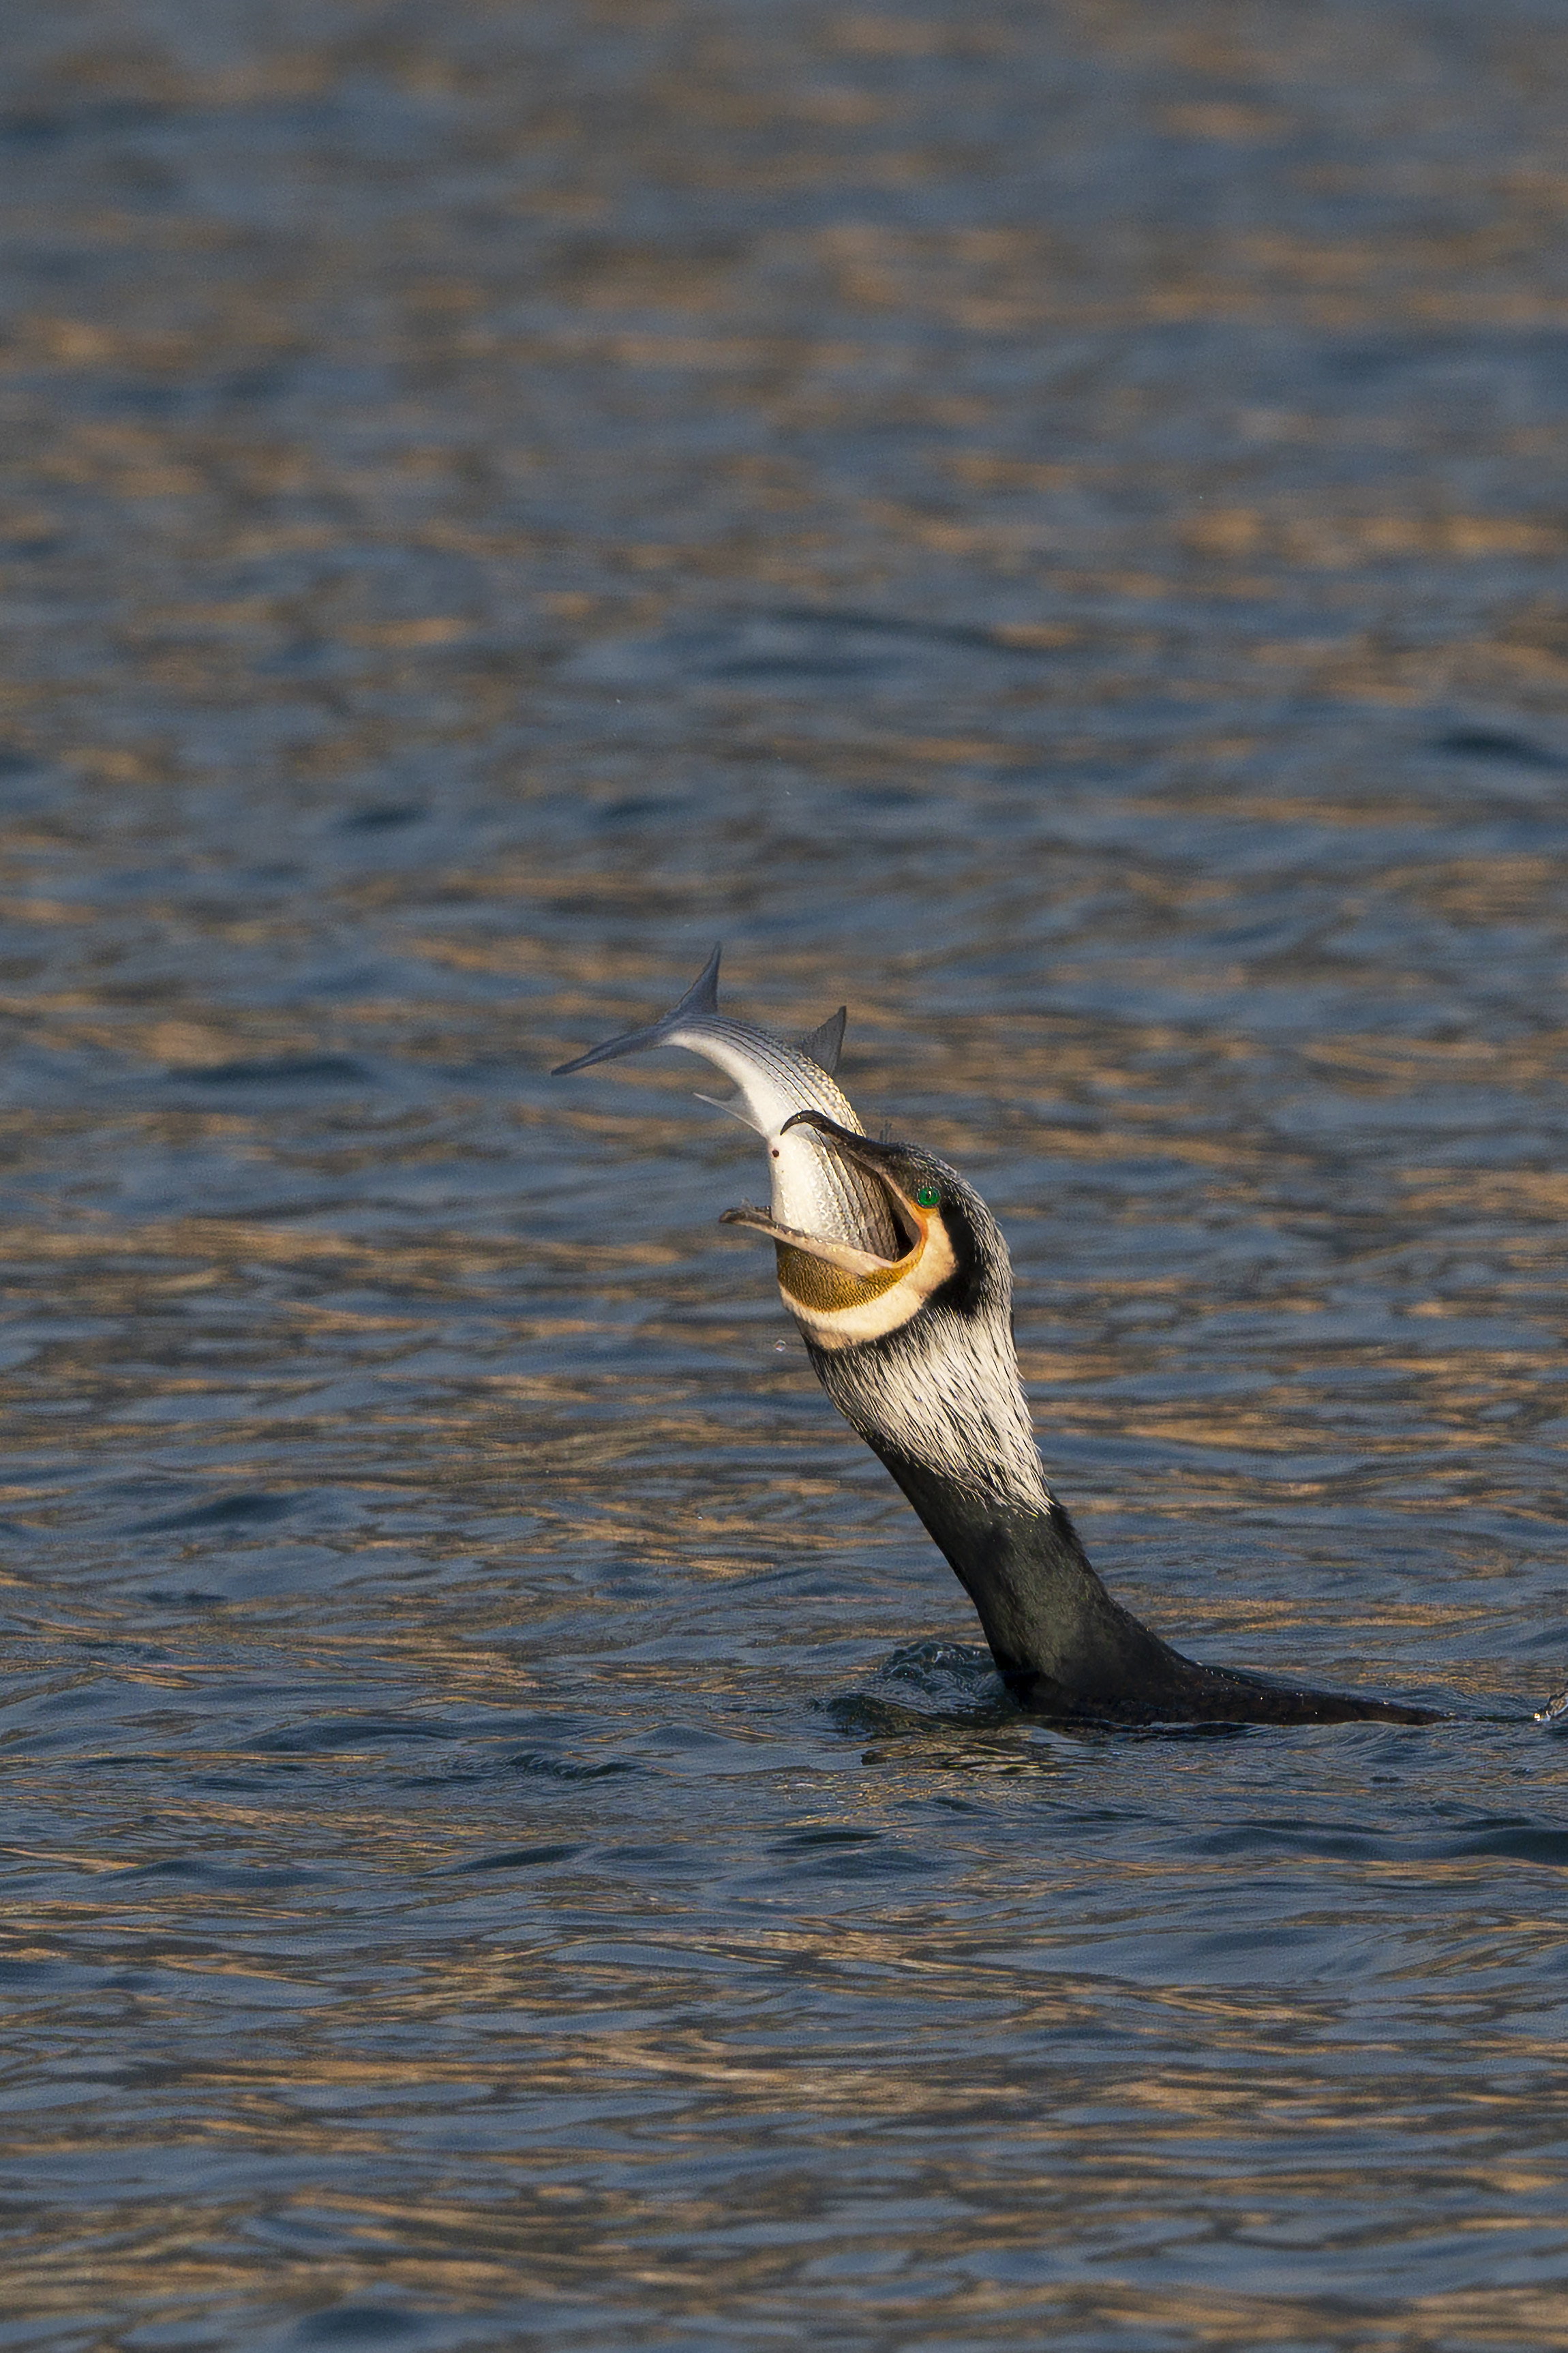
[552,944,723,1075]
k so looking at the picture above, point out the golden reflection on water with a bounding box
[3,0,1568,2344]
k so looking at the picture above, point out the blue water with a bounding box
[5,1,1568,2345]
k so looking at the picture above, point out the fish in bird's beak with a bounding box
[721,1109,965,1347]
[552,946,902,1260]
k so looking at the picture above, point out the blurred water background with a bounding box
[4,1,1568,2345]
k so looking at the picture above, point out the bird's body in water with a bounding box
[556,949,1448,1728]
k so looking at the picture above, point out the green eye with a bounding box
[914,1182,941,1210]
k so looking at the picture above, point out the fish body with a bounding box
[552,946,901,1257]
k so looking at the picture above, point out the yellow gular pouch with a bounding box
[720,1190,951,1347]
[774,1240,910,1315]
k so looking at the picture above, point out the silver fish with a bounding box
[552,945,902,1260]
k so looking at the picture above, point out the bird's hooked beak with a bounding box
[719,1109,954,1330]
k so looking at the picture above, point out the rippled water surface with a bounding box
[5,2,1568,2345]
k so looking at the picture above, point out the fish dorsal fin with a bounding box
[797,1006,847,1077]
[672,942,722,1024]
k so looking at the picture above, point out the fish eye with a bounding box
[914,1182,941,1210]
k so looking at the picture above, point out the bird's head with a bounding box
[719,1109,1008,1351]
[721,1110,1047,1514]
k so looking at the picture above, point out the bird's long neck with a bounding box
[802,1314,1193,1711]
[804,1323,1441,1727]
[858,1435,1189,1710]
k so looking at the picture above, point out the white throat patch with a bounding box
[809,1296,1051,1516]
[791,1197,1053,1518]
